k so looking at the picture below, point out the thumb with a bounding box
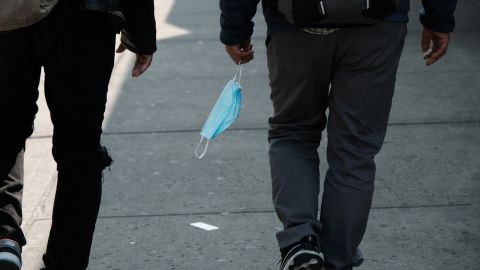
[116,43,127,53]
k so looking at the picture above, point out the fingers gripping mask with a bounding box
[195,65,243,158]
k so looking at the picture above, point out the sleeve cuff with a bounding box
[419,9,455,33]
[121,31,157,55]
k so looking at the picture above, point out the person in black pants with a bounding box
[0,1,156,269]
[220,0,457,269]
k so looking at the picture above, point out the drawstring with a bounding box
[195,137,209,159]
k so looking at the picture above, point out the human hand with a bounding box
[421,27,451,66]
[225,39,254,64]
[116,43,153,77]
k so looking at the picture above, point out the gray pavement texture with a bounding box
[22,0,480,269]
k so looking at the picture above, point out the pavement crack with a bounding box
[27,120,480,140]
[30,203,471,221]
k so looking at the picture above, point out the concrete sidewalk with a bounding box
[21,0,480,269]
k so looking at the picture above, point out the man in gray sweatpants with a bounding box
[267,23,406,270]
[220,0,457,269]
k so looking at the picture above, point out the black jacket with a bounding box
[117,0,157,55]
[220,0,457,45]
[51,0,157,54]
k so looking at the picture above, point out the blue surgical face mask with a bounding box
[195,65,243,158]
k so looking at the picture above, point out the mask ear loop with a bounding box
[233,62,243,85]
[195,137,209,159]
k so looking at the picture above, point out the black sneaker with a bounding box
[0,239,22,270]
[279,235,324,270]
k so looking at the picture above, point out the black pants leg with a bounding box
[320,23,407,270]
[267,30,333,249]
[39,12,115,270]
[0,27,42,246]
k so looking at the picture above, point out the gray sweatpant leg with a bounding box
[267,22,407,270]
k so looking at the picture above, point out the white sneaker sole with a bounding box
[0,251,21,270]
[281,250,324,270]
